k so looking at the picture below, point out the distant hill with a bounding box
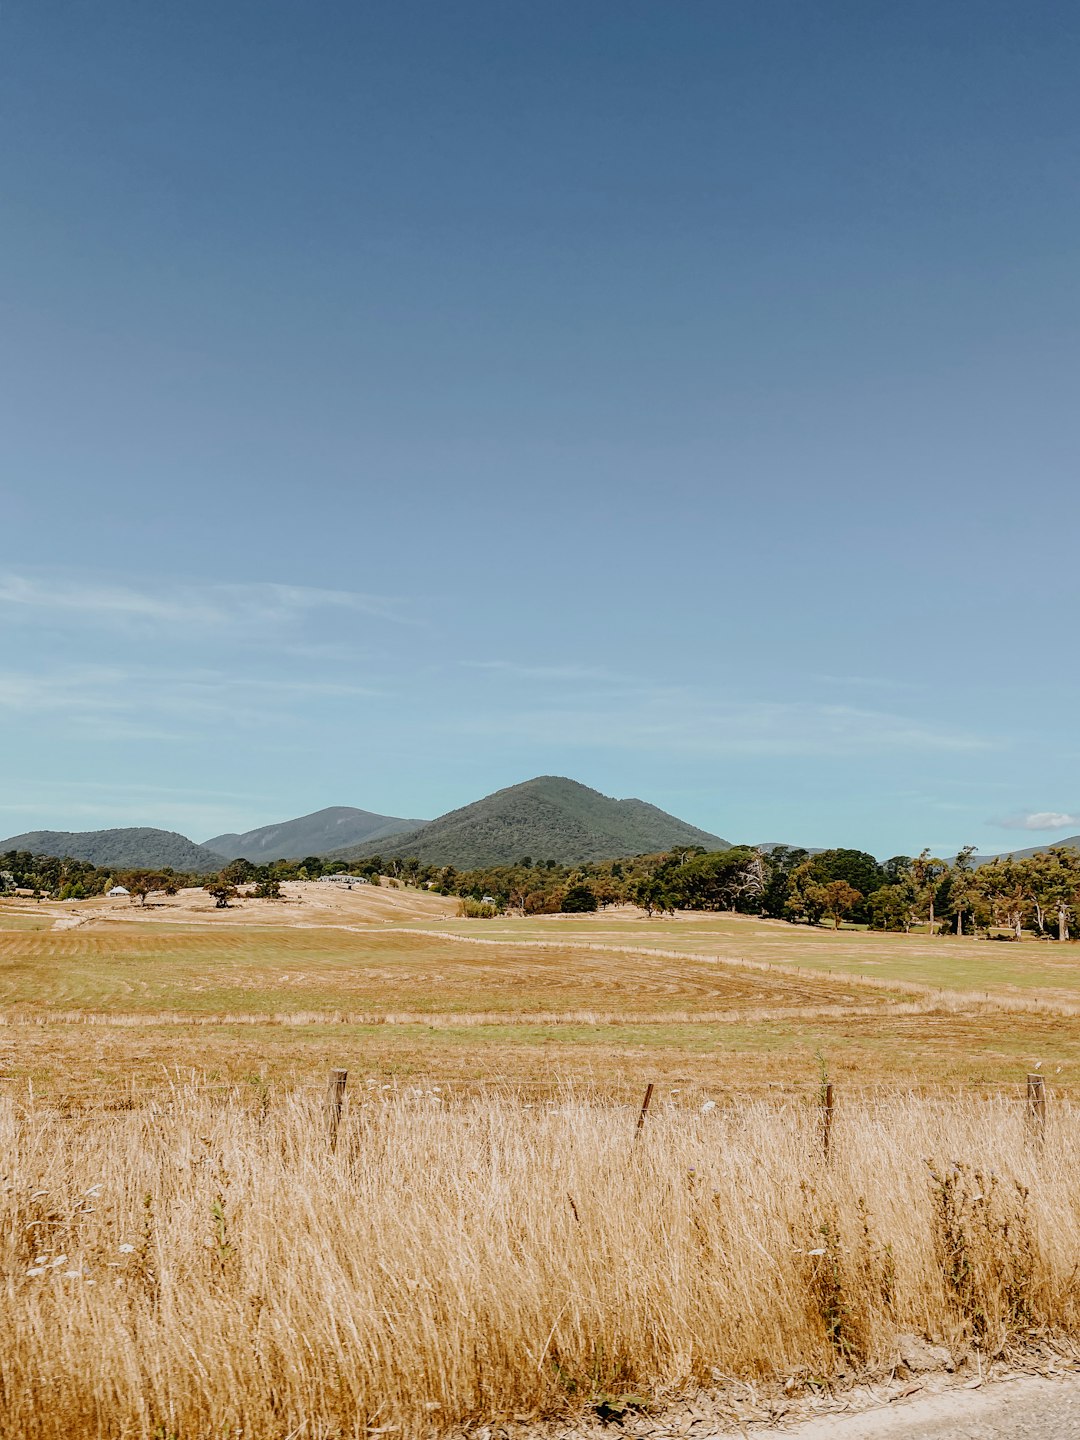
[330,776,730,868]
[973,835,1080,866]
[756,843,828,856]
[0,828,225,872]
[205,806,425,862]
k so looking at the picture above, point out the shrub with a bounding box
[458,898,497,918]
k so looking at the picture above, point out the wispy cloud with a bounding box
[0,573,413,630]
[993,811,1080,831]
[813,674,917,692]
[461,661,626,684]
[0,665,385,734]
[452,691,993,757]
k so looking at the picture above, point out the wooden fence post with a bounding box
[326,1068,348,1151]
[1027,1074,1046,1144]
[634,1083,655,1140]
[822,1082,834,1161]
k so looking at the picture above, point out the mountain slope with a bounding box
[205,806,425,861]
[331,776,729,867]
[973,835,1080,865]
[0,828,225,872]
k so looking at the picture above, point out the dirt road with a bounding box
[763,1373,1080,1439]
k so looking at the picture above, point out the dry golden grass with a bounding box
[3,1084,1078,1439]
[6,1002,1080,1111]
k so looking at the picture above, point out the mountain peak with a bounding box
[330,776,728,867]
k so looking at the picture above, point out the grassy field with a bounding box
[448,910,1080,1000]
[2,889,1079,1104]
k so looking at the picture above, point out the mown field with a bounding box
[2,891,1078,1105]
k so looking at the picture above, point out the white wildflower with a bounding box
[118,1243,135,1254]
[701,1100,716,1113]
[26,1267,46,1277]
[50,1255,67,1267]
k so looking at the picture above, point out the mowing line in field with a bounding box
[358,926,1080,1019]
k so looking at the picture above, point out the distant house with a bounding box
[318,874,370,889]
[107,885,129,897]
[481,895,496,905]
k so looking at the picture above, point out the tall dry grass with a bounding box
[2,1084,1079,1438]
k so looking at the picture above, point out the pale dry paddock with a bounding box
[2,1088,1078,1440]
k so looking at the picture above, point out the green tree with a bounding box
[974,858,1030,939]
[910,849,949,933]
[811,850,882,901]
[118,870,174,907]
[820,879,862,929]
[252,877,282,900]
[881,855,913,885]
[868,883,912,932]
[631,876,673,918]
[591,874,625,909]
[561,881,598,913]
[204,878,239,909]
[943,845,978,935]
[759,846,810,919]
[785,861,827,925]
[1029,848,1080,941]
[665,848,761,912]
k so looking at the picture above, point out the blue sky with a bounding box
[2,1,1078,856]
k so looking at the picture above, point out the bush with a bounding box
[458,898,498,919]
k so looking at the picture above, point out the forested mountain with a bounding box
[329,776,729,867]
[205,806,425,861]
[0,828,224,872]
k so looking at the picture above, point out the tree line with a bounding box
[436,843,1080,939]
[5,842,1080,939]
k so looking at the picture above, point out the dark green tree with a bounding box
[561,881,598,913]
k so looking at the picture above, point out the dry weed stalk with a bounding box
[2,1087,1079,1438]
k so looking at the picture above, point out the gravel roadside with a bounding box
[758,1372,1080,1439]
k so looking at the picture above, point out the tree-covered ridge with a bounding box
[0,850,217,900]
[330,776,730,867]
[0,828,225,872]
[205,806,425,861]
